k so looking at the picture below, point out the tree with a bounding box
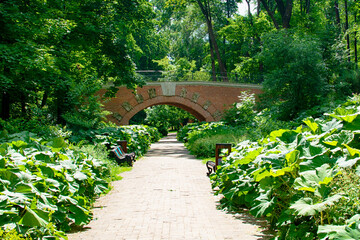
[0,0,154,127]
[165,0,231,81]
[195,0,228,81]
[144,105,197,135]
[260,31,328,119]
[259,0,294,29]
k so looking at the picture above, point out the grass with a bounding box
[187,132,247,158]
[201,157,213,164]
[77,144,133,182]
[109,165,132,181]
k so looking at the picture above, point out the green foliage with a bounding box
[210,94,360,239]
[69,125,161,158]
[188,131,246,158]
[221,12,273,82]
[0,229,29,240]
[0,131,110,239]
[178,114,293,158]
[177,122,225,143]
[177,122,244,157]
[260,30,329,120]
[222,91,257,126]
[0,118,72,141]
[144,105,196,136]
[0,0,154,123]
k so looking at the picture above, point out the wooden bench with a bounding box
[206,143,232,176]
[111,140,136,166]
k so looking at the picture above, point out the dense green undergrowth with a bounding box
[178,117,292,158]
[180,95,360,239]
[0,125,160,239]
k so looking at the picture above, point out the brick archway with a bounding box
[99,82,262,125]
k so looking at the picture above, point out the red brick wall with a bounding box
[98,82,262,125]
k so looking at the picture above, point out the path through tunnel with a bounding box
[129,103,201,134]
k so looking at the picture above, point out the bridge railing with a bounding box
[135,70,263,84]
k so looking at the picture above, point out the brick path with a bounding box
[68,133,270,240]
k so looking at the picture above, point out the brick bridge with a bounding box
[99,82,262,125]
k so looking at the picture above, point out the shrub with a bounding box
[211,94,360,239]
[260,30,329,120]
[188,130,247,158]
[222,91,257,126]
[0,132,109,239]
[69,125,160,158]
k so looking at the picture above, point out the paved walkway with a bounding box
[68,133,270,240]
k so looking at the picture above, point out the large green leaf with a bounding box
[336,156,360,168]
[290,194,343,216]
[250,191,275,217]
[73,171,88,181]
[303,119,318,133]
[329,107,360,123]
[68,204,91,226]
[233,148,263,165]
[318,221,360,240]
[47,137,67,149]
[323,130,354,147]
[319,118,343,133]
[294,164,341,194]
[298,142,329,160]
[343,144,360,157]
[18,206,50,227]
[299,155,337,172]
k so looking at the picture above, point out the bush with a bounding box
[260,30,329,120]
[222,91,257,126]
[177,122,226,143]
[188,130,247,158]
[0,132,109,239]
[0,229,29,240]
[178,114,292,158]
[69,125,161,158]
[211,94,360,239]
[0,118,71,140]
[177,122,246,158]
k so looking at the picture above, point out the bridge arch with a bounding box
[123,96,214,124]
[99,82,262,125]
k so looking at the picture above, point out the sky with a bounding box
[237,1,256,16]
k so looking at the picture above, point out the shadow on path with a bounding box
[67,132,272,240]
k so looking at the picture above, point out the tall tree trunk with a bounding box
[196,0,228,81]
[306,0,310,14]
[257,0,261,16]
[41,91,48,108]
[275,0,293,28]
[209,37,217,81]
[246,0,252,17]
[246,0,253,26]
[345,0,350,62]
[355,13,358,65]
[259,0,280,29]
[207,21,228,81]
[334,0,341,25]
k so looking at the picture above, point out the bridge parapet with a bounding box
[99,81,262,125]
